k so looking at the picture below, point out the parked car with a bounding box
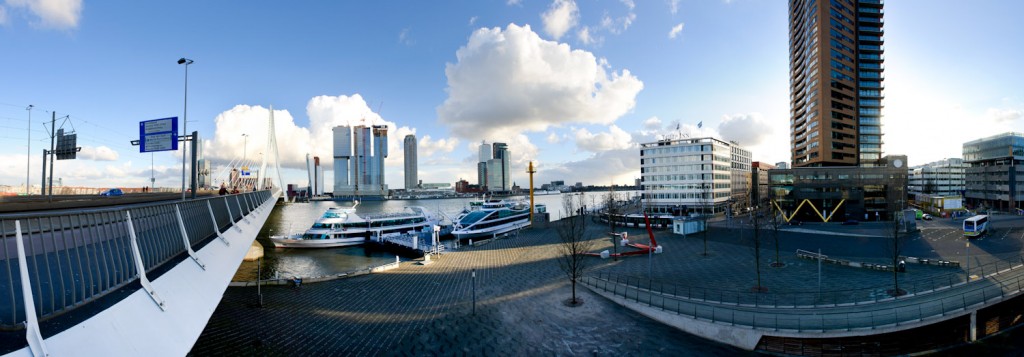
[922,214,933,220]
[842,219,860,225]
[99,188,124,197]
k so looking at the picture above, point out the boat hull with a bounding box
[270,236,365,248]
[451,219,531,240]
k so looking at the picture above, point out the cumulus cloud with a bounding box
[0,6,8,25]
[717,113,774,147]
[418,135,459,158]
[437,23,643,141]
[642,116,662,131]
[668,0,681,14]
[203,95,414,170]
[668,23,684,39]
[468,16,478,26]
[986,108,1023,123]
[79,145,119,161]
[541,0,578,40]
[621,0,636,10]
[6,0,82,29]
[574,125,633,152]
[537,148,638,187]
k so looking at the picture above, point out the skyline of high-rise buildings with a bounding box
[789,0,884,167]
[332,124,389,196]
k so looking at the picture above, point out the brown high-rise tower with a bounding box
[789,0,884,167]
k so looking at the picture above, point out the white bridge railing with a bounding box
[0,190,274,356]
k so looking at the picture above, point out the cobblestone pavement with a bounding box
[192,214,1024,355]
[191,222,747,356]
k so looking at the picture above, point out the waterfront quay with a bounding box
[191,213,1024,355]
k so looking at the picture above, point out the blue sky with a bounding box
[0,0,1022,191]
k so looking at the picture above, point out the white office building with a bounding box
[909,158,966,199]
[640,137,748,216]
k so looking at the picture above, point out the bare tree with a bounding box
[749,205,767,292]
[767,189,785,267]
[556,193,596,306]
[700,181,712,256]
[604,187,620,261]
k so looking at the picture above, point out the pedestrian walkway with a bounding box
[191,218,1024,355]
[190,223,739,355]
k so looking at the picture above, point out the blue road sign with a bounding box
[139,117,178,153]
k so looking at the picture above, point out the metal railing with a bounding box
[584,265,1024,332]
[591,257,1024,308]
[0,190,272,331]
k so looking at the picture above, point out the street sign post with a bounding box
[139,117,178,153]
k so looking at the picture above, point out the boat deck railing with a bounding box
[0,190,272,337]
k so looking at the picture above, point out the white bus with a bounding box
[963,215,989,238]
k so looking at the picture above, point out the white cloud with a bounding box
[541,0,578,40]
[398,27,413,45]
[200,95,460,189]
[437,23,643,142]
[418,135,459,157]
[668,0,681,14]
[620,0,636,10]
[0,6,8,25]
[601,11,636,34]
[574,125,633,152]
[577,26,595,45]
[507,0,522,5]
[79,145,119,161]
[468,16,478,26]
[547,132,561,144]
[717,113,774,147]
[6,0,82,29]
[642,116,662,131]
[537,148,638,186]
[668,23,684,39]
[986,108,1023,123]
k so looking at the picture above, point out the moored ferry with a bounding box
[270,202,446,248]
[451,199,543,240]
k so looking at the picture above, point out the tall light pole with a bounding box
[242,133,249,190]
[25,105,33,195]
[178,57,194,200]
[242,133,249,163]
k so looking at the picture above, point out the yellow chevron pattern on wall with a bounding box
[772,199,846,223]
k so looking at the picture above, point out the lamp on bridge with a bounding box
[177,57,195,200]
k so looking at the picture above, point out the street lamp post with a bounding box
[178,57,194,200]
[242,133,249,163]
[26,105,33,195]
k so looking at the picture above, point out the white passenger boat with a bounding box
[451,199,544,240]
[270,202,445,248]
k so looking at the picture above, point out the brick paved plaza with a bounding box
[190,213,1024,355]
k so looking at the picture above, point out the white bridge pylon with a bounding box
[210,105,289,202]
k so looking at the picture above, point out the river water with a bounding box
[233,191,639,281]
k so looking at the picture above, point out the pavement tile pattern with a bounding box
[191,222,744,356]
[191,213,1024,355]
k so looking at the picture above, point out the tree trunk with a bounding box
[571,278,577,303]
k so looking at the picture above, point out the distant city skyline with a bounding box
[0,1,1021,190]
